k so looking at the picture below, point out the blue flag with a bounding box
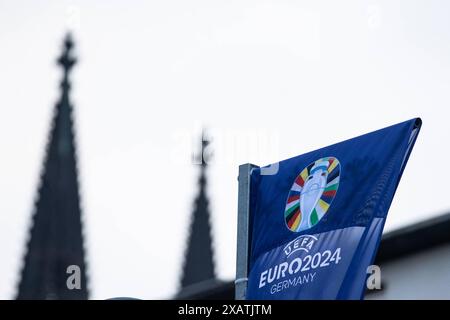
[246,118,421,299]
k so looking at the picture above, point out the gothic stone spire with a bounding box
[179,131,216,290]
[16,34,88,300]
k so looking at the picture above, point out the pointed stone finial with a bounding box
[57,33,77,90]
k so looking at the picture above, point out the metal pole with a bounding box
[235,163,258,300]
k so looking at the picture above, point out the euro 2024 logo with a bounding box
[284,157,340,233]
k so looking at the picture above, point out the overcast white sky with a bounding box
[1,0,450,299]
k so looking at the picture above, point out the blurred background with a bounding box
[0,0,449,299]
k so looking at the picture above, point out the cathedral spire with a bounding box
[179,131,216,291]
[16,34,88,300]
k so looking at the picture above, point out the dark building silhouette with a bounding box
[16,34,88,300]
[176,133,229,298]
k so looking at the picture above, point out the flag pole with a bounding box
[235,163,258,300]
